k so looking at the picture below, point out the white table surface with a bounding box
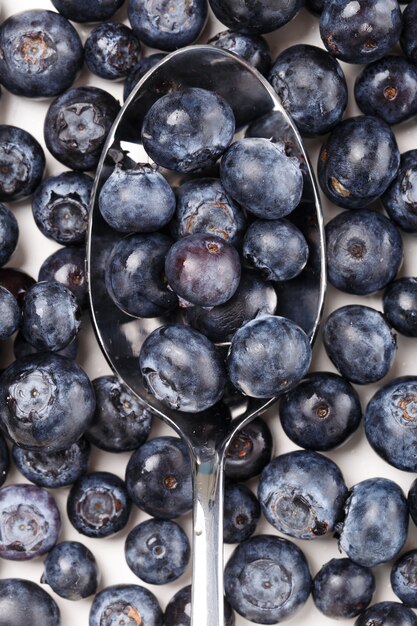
[1,0,417,625]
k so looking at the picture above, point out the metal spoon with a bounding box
[87,45,326,626]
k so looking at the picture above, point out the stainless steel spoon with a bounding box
[87,45,326,626]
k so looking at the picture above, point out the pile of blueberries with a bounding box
[0,0,416,624]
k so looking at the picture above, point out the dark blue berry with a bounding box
[258,450,348,540]
[384,277,417,336]
[208,0,303,34]
[224,534,311,623]
[227,315,312,398]
[279,371,362,451]
[86,375,153,453]
[317,115,400,209]
[0,286,20,340]
[38,246,88,310]
[44,86,120,172]
[322,304,397,384]
[401,0,417,65]
[128,0,207,51]
[89,584,163,626]
[391,550,417,607]
[125,436,192,519]
[12,437,90,488]
[208,29,271,75]
[0,353,95,452]
[41,540,99,600]
[67,471,132,539]
[224,417,273,482]
[0,578,60,625]
[141,87,235,173]
[0,433,9,488]
[0,125,45,203]
[355,601,417,626]
[51,0,125,23]
[123,53,166,101]
[325,209,403,295]
[0,267,35,306]
[165,585,235,626]
[381,149,417,232]
[338,477,409,567]
[85,22,142,81]
[269,44,348,137]
[0,202,18,266]
[0,483,61,560]
[220,137,303,219]
[320,0,403,64]
[223,483,260,544]
[32,171,93,245]
[125,518,190,584]
[312,558,375,618]
[0,9,83,98]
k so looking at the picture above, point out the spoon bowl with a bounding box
[87,45,325,626]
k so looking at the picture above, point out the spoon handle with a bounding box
[190,449,225,626]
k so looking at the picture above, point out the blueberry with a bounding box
[320,0,403,64]
[258,450,348,540]
[391,550,417,607]
[0,286,20,340]
[21,281,81,353]
[401,0,417,65]
[383,277,417,336]
[128,0,207,51]
[0,202,18,266]
[86,375,153,453]
[141,87,235,173]
[0,353,95,452]
[67,471,132,538]
[306,0,324,15]
[105,232,178,318]
[208,0,303,34]
[89,584,163,626]
[223,482,260,544]
[0,125,45,203]
[165,233,241,308]
[44,86,120,172]
[0,483,61,560]
[32,171,93,245]
[312,558,375,618]
[408,477,417,526]
[227,315,312,398]
[123,53,166,101]
[322,304,397,384]
[99,163,176,233]
[0,432,9,487]
[365,376,417,471]
[164,585,235,626]
[208,29,271,75]
[185,269,277,343]
[279,371,362,451]
[381,149,417,232]
[85,22,142,81]
[41,541,100,601]
[325,209,403,295]
[243,218,309,282]
[38,246,88,310]
[13,331,79,361]
[354,601,417,626]
[12,437,90,488]
[0,267,35,306]
[224,417,273,482]
[269,44,348,137]
[224,534,311,623]
[220,137,303,219]
[317,115,400,209]
[0,9,83,98]
[355,55,417,125]
[125,518,190,585]
[50,0,125,23]
[125,436,192,519]
[173,177,246,247]
[338,477,409,567]
[0,578,60,625]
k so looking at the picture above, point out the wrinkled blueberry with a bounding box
[89,584,163,626]
[67,471,132,539]
[391,550,417,607]
[258,450,348,540]
[208,29,271,75]
[0,578,60,625]
[322,304,397,384]
[224,417,273,482]
[208,0,303,34]
[0,125,45,203]
[355,601,417,626]
[39,246,88,310]
[165,585,235,626]
[51,0,125,23]
[44,86,120,172]
[0,202,18,267]
[383,277,417,337]
[338,477,409,567]
[269,44,348,137]
[224,534,311,623]
[85,22,142,81]
[125,436,192,519]
[141,87,235,173]
[125,518,190,585]
[381,149,417,233]
[42,540,100,601]
[223,482,260,544]
[0,483,61,560]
